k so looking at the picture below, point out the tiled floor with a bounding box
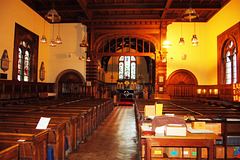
[67,106,139,160]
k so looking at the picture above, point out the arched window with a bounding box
[119,56,136,79]
[13,23,38,82]
[224,39,237,84]
[18,40,31,81]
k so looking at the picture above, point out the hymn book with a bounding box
[165,124,187,136]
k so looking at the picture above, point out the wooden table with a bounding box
[142,132,222,160]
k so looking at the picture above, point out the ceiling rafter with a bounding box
[21,0,231,24]
[161,0,173,19]
[76,0,92,19]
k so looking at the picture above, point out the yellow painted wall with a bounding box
[167,0,240,85]
[167,22,207,85]
[48,23,87,83]
[0,0,50,82]
[206,0,240,84]
[0,0,87,83]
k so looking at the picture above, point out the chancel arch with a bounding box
[92,35,158,60]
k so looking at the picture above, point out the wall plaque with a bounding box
[1,50,9,72]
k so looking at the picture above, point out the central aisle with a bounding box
[67,106,139,160]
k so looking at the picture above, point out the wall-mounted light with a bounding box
[162,40,172,48]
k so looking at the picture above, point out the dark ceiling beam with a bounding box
[161,0,173,19]
[76,0,92,19]
[93,14,162,20]
[21,0,37,10]
[37,5,83,13]
[87,3,222,11]
[87,3,166,11]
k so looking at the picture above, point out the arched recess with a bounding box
[55,69,85,98]
[166,69,198,98]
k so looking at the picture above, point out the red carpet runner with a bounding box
[118,99,133,106]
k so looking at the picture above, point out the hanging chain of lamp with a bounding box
[179,22,185,45]
[191,22,199,46]
[40,20,47,43]
[181,0,199,46]
[44,0,62,47]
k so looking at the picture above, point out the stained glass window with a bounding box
[224,40,237,84]
[119,62,124,79]
[119,56,136,80]
[18,40,31,82]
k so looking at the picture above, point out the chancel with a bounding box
[1,0,240,160]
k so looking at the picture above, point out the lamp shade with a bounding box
[80,36,89,47]
[179,37,185,45]
[56,35,62,44]
[86,57,91,62]
[40,35,47,43]
[191,35,199,46]
[182,7,198,21]
[49,39,56,47]
[162,40,172,48]
[45,9,61,22]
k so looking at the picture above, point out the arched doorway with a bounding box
[55,69,85,99]
[166,69,198,99]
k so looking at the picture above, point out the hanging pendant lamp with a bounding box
[40,20,47,43]
[182,1,199,22]
[191,23,199,46]
[45,0,61,23]
[179,22,185,45]
[55,23,62,44]
[50,23,56,47]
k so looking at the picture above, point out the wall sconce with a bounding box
[159,51,167,63]
[162,40,172,48]
[197,89,201,94]
[214,89,218,95]
[209,89,212,94]
[202,89,206,94]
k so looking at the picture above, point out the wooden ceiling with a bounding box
[22,0,230,24]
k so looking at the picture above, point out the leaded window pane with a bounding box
[131,62,136,79]
[124,56,131,79]
[119,62,124,79]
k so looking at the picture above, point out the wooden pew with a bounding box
[0,130,48,160]
[0,143,19,160]
[0,110,81,151]
[0,120,66,160]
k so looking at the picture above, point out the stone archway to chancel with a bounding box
[55,69,85,98]
[166,69,198,98]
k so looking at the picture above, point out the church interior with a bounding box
[0,0,240,159]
